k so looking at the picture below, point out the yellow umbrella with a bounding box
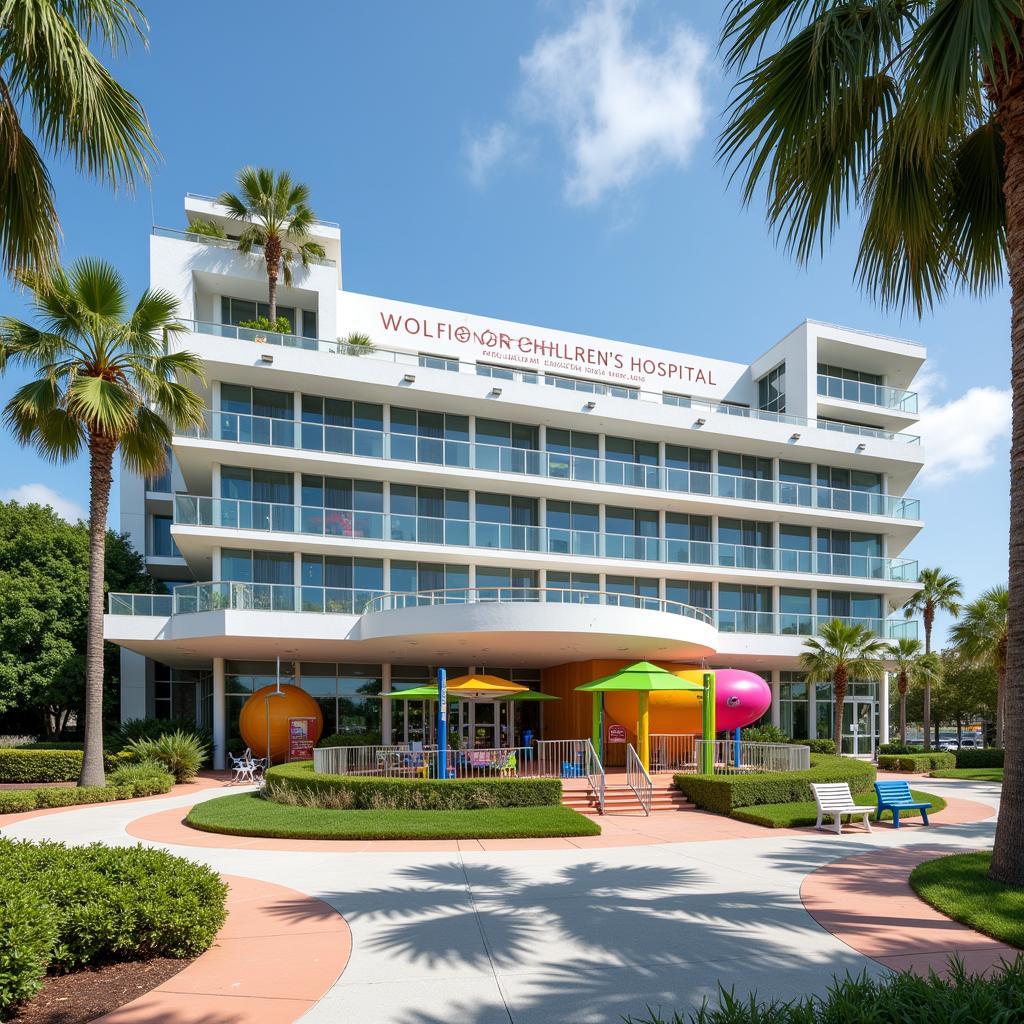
[443,673,529,697]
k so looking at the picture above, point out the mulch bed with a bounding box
[9,957,195,1024]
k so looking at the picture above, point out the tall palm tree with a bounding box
[0,259,204,785]
[888,637,941,746]
[216,168,325,324]
[951,585,1010,746]
[718,0,1024,885]
[801,620,888,753]
[900,568,963,750]
[0,0,157,277]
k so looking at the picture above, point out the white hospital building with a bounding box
[105,194,925,767]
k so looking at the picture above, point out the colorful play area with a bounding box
[236,660,790,811]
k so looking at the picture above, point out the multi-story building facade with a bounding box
[105,194,925,767]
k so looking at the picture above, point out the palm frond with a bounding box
[117,406,171,475]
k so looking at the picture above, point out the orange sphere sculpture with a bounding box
[238,684,323,763]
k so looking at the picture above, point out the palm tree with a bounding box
[185,217,226,239]
[801,620,888,754]
[888,638,941,746]
[0,0,157,277]
[900,569,963,750]
[339,331,375,356]
[718,0,1024,885]
[951,585,1009,747]
[0,259,204,786]
[216,168,325,323]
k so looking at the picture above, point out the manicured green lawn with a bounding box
[186,793,601,839]
[930,767,1004,783]
[730,789,945,829]
[910,852,1024,949]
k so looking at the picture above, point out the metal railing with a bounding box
[312,744,414,775]
[175,319,922,444]
[817,374,918,413]
[171,581,382,615]
[172,494,918,582]
[690,739,811,774]
[535,738,605,812]
[153,227,336,266]
[314,743,528,779]
[625,743,653,814]
[107,592,173,616]
[715,610,919,640]
[650,734,698,773]
[183,409,922,520]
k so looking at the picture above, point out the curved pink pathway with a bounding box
[94,874,351,1024]
[801,845,1018,976]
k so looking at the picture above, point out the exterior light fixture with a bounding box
[260,352,274,364]
[491,386,503,397]
[585,400,597,410]
[856,442,867,452]
[695,417,706,426]
[790,432,800,441]
[403,373,416,383]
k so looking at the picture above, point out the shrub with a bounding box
[0,878,58,1015]
[625,955,1024,1023]
[0,839,228,970]
[109,717,213,756]
[740,724,790,743]
[126,730,208,782]
[956,748,1004,769]
[316,730,383,748]
[238,315,293,334]
[107,760,175,797]
[878,742,923,755]
[0,747,135,783]
[878,752,956,772]
[790,738,836,754]
[22,741,84,750]
[0,791,38,814]
[266,761,563,810]
[673,755,875,815]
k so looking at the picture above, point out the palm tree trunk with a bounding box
[997,665,1006,749]
[79,433,116,787]
[899,685,907,746]
[922,608,933,751]
[265,234,281,322]
[991,75,1024,886]
[833,666,847,756]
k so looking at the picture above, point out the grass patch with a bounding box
[731,789,945,829]
[930,767,1003,782]
[185,792,600,839]
[910,851,1024,949]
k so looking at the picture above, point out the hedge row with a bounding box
[790,738,836,754]
[878,752,956,772]
[0,748,135,783]
[0,839,227,1015]
[265,761,563,810]
[878,742,923,755]
[672,754,876,815]
[0,763,174,815]
[956,748,1004,768]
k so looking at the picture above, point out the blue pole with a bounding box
[437,667,448,779]
[733,726,741,768]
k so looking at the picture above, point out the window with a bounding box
[719,584,772,611]
[221,466,293,503]
[475,418,538,450]
[778,524,812,572]
[418,353,460,372]
[301,557,384,611]
[391,408,470,467]
[817,591,883,621]
[547,571,600,599]
[150,515,178,558]
[152,663,204,722]
[147,445,173,493]
[301,310,317,339]
[818,363,883,386]
[779,589,812,634]
[665,513,712,564]
[475,566,537,593]
[719,452,773,479]
[717,452,774,500]
[545,372,639,399]
[606,575,659,607]
[758,363,786,413]
[475,493,538,551]
[605,506,658,536]
[663,393,692,408]
[390,485,468,545]
[779,460,812,506]
[817,466,882,493]
[718,518,772,547]
[477,362,537,383]
[389,561,470,595]
[221,383,293,419]
[224,660,295,742]
[665,579,711,609]
[779,671,809,739]
[546,428,599,459]
[220,549,295,603]
[222,296,309,336]
[605,436,659,465]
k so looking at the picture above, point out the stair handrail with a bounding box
[625,743,653,816]
[583,737,605,814]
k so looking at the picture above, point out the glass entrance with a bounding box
[841,698,875,756]
[457,700,508,748]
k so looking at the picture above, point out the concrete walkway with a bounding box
[0,777,1005,1024]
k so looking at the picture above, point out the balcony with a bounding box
[153,226,336,267]
[179,410,922,521]
[177,320,923,444]
[172,494,919,582]
[817,374,918,414]
[106,584,918,641]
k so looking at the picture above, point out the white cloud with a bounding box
[914,371,1010,485]
[465,0,710,203]
[1,483,86,522]
[465,124,516,187]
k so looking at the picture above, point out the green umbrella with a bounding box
[379,686,466,700]
[494,691,560,702]
[574,661,704,770]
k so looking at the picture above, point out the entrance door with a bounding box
[841,699,875,756]
[471,700,498,748]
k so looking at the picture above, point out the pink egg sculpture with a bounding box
[714,669,772,731]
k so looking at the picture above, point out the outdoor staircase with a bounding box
[561,779,690,815]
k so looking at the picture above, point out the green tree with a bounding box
[888,637,941,746]
[951,585,1009,746]
[937,650,999,745]
[801,620,888,750]
[0,259,203,785]
[900,569,964,750]
[718,0,1021,885]
[0,0,157,277]
[217,167,325,324]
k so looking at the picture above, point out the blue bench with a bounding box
[874,780,931,828]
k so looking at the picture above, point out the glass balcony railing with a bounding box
[817,374,918,414]
[153,226,336,267]
[106,584,919,641]
[180,410,922,520]
[178,320,923,443]
[172,494,919,581]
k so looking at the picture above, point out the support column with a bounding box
[381,663,393,745]
[770,671,781,729]
[212,657,226,770]
[808,677,818,740]
[880,671,891,747]
[120,650,147,722]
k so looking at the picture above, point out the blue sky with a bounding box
[0,0,1008,642]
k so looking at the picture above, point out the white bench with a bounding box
[811,782,872,834]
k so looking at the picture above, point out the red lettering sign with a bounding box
[288,717,318,762]
[608,724,627,743]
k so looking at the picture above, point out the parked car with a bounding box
[939,737,983,752]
